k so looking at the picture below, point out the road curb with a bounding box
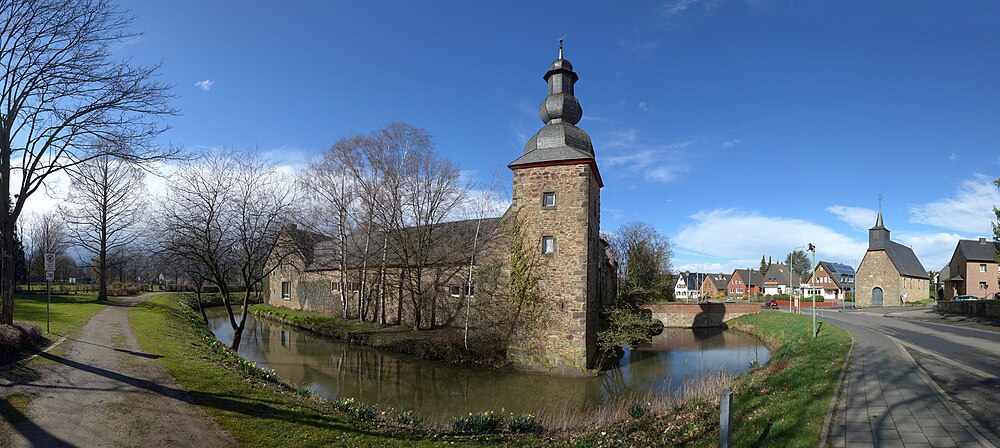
[818,326,855,448]
[887,334,999,448]
[0,335,67,371]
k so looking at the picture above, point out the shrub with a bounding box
[0,321,47,363]
[508,413,542,433]
[629,402,649,419]
[452,411,505,434]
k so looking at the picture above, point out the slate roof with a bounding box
[301,218,501,272]
[707,273,731,290]
[762,263,792,286]
[282,226,331,267]
[885,241,929,279]
[957,239,999,262]
[819,261,856,290]
[680,272,707,291]
[733,269,763,286]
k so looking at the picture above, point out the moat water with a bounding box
[205,308,769,419]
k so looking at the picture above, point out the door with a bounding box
[872,287,883,306]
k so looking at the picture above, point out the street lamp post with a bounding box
[808,243,816,338]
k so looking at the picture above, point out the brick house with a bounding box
[856,208,929,307]
[727,269,762,298]
[699,273,730,299]
[941,238,999,300]
[806,261,856,300]
[268,47,618,376]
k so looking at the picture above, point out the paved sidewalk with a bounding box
[825,317,992,448]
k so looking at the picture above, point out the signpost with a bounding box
[44,253,55,333]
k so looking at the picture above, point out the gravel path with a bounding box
[0,294,235,448]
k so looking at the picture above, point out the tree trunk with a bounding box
[379,234,388,324]
[1,222,14,325]
[397,271,404,325]
[195,281,208,325]
[98,245,108,301]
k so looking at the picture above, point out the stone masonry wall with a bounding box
[855,251,930,306]
[506,163,596,376]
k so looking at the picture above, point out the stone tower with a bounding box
[506,45,604,376]
[869,206,889,251]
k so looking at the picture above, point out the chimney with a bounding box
[980,237,987,244]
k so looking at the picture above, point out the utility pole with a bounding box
[808,243,816,337]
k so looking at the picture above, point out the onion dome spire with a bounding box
[509,39,598,176]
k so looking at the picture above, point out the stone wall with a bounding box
[856,251,929,306]
[505,163,598,376]
[937,300,1000,318]
[642,303,761,328]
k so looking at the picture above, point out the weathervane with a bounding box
[558,34,567,59]
[878,193,883,211]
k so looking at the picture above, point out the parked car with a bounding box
[953,295,980,301]
[764,299,778,308]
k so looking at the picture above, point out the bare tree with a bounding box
[156,149,298,350]
[372,123,466,330]
[299,137,362,319]
[20,211,68,288]
[0,0,176,323]
[61,153,145,300]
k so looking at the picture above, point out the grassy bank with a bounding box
[10,292,107,337]
[568,312,852,447]
[130,294,501,447]
[250,304,506,366]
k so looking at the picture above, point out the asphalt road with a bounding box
[820,308,1000,443]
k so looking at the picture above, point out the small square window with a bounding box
[541,236,555,254]
[980,264,987,273]
[449,285,461,297]
[332,281,340,292]
[980,281,988,290]
[542,192,556,207]
[281,281,291,300]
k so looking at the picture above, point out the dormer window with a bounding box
[542,192,556,208]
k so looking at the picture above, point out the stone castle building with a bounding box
[267,46,616,376]
[856,208,929,307]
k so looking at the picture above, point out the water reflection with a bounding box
[206,308,769,418]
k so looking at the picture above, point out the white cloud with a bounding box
[638,101,653,112]
[948,153,959,161]
[674,209,868,266]
[895,232,964,272]
[721,139,740,148]
[826,205,877,232]
[676,261,724,273]
[665,0,701,15]
[195,79,214,91]
[909,174,1000,234]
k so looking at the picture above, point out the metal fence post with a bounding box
[720,390,733,448]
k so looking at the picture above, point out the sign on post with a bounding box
[44,253,56,273]
[45,271,55,281]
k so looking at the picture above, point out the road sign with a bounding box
[46,271,54,281]
[44,253,56,273]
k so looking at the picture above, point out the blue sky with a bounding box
[22,0,1000,274]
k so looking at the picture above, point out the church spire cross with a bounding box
[558,34,566,59]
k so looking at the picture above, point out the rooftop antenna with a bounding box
[558,34,567,59]
[877,193,883,211]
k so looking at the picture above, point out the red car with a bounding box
[765,299,778,308]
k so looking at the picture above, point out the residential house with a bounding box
[856,208,930,307]
[727,269,763,298]
[700,273,731,299]
[761,263,796,296]
[941,238,999,300]
[674,271,707,300]
[806,261,856,300]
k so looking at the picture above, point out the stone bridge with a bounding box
[641,302,761,328]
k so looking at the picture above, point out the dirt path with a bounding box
[0,293,235,447]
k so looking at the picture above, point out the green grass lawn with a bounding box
[11,292,107,338]
[567,312,852,448]
[130,294,506,447]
